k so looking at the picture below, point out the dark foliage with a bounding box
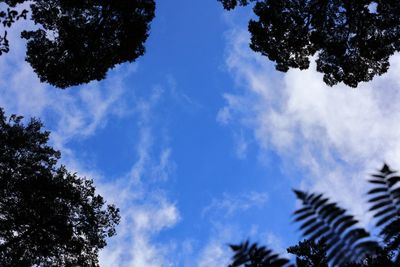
[1,0,155,88]
[229,239,394,267]
[0,1,28,55]
[287,239,328,267]
[217,0,256,10]
[229,241,292,267]
[344,246,395,267]
[219,0,400,87]
[228,163,400,266]
[367,164,400,264]
[293,190,378,266]
[0,108,120,266]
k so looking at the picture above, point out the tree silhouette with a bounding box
[218,0,256,10]
[287,239,328,267]
[228,164,400,266]
[219,0,400,88]
[1,0,155,88]
[0,108,120,266]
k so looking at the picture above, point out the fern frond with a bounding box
[368,164,400,255]
[368,164,400,263]
[228,241,292,267]
[293,190,378,266]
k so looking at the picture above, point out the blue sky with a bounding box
[2,1,400,266]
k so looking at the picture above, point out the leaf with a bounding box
[369,200,394,211]
[293,190,378,266]
[294,211,315,222]
[294,207,311,215]
[299,217,317,230]
[368,187,387,194]
[368,179,386,185]
[373,206,396,218]
[369,164,400,254]
[376,212,397,227]
[228,241,291,267]
[368,195,390,203]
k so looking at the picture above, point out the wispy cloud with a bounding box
[233,131,249,159]
[0,22,181,266]
[82,89,180,267]
[202,191,268,218]
[99,184,179,267]
[198,191,270,267]
[52,88,181,267]
[197,240,230,267]
[220,25,400,223]
[0,14,137,155]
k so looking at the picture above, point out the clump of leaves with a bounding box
[219,0,400,87]
[367,164,400,264]
[287,239,328,267]
[293,190,378,266]
[228,163,400,266]
[1,0,155,88]
[229,241,292,267]
[0,108,120,266]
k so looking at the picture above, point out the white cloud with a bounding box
[233,131,249,159]
[202,191,268,218]
[262,232,289,257]
[99,185,180,267]
[66,103,179,267]
[197,190,272,267]
[0,21,180,266]
[196,223,239,267]
[216,106,232,125]
[197,241,230,267]
[151,148,176,182]
[220,26,400,222]
[0,14,137,155]
[84,89,180,267]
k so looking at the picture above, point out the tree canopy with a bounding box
[219,0,400,88]
[0,108,120,266]
[1,0,155,88]
[229,164,400,266]
[3,0,400,88]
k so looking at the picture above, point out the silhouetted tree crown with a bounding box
[0,108,120,266]
[286,239,328,267]
[1,0,155,88]
[219,0,400,88]
[229,164,400,266]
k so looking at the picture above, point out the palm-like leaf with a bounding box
[368,164,400,262]
[229,241,292,267]
[293,190,378,266]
